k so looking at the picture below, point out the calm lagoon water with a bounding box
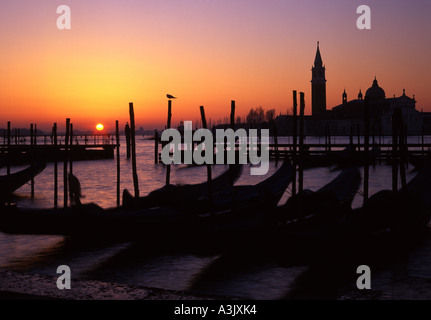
[0,137,429,299]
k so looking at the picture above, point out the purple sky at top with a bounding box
[1,0,430,130]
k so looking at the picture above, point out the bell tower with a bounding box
[311,42,327,115]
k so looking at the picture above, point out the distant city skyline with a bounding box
[1,0,430,131]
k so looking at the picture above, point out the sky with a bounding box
[1,0,431,132]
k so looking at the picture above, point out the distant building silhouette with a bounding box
[331,78,422,135]
[311,42,327,116]
[276,43,428,136]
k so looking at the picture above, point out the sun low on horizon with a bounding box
[1,0,431,131]
[96,123,104,131]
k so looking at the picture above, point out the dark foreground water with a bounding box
[0,137,430,299]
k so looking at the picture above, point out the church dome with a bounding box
[365,78,385,100]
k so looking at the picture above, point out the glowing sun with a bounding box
[96,123,104,131]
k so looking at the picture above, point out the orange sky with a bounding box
[1,0,431,132]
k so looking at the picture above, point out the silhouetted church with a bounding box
[277,42,429,136]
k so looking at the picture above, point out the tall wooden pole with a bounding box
[154,130,159,164]
[116,120,121,206]
[230,100,239,168]
[34,124,37,145]
[30,123,35,198]
[398,110,407,190]
[273,119,279,162]
[298,92,305,193]
[125,122,131,159]
[53,123,58,208]
[69,123,73,174]
[64,118,70,208]
[30,123,34,148]
[200,105,213,214]
[7,121,10,175]
[129,103,139,198]
[165,99,172,185]
[292,91,297,196]
[363,97,370,205]
[230,100,235,130]
[392,110,399,193]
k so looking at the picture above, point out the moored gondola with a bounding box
[0,159,293,243]
[193,165,361,244]
[276,164,431,264]
[277,166,361,231]
[122,163,243,210]
[0,162,46,198]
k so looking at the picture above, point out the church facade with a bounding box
[276,43,427,136]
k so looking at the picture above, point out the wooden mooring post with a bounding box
[230,100,235,130]
[53,123,58,208]
[129,102,139,198]
[154,130,159,164]
[69,123,73,175]
[273,119,279,163]
[292,91,297,196]
[392,110,399,193]
[116,120,121,206]
[30,123,35,198]
[7,121,10,176]
[230,101,236,180]
[125,122,131,159]
[363,97,370,205]
[200,105,213,214]
[398,110,407,190]
[298,92,305,193]
[165,99,172,185]
[30,123,33,148]
[64,118,70,208]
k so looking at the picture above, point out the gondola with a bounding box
[345,164,431,240]
[276,164,431,264]
[300,146,378,169]
[205,158,293,213]
[122,163,243,210]
[277,166,361,231]
[331,145,379,168]
[0,159,293,242]
[123,159,293,216]
[0,162,46,197]
[198,165,361,244]
[408,153,431,170]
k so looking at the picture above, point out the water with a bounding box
[0,137,430,299]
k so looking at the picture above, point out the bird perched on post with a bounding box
[166,94,177,99]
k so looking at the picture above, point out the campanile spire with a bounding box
[311,42,327,115]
